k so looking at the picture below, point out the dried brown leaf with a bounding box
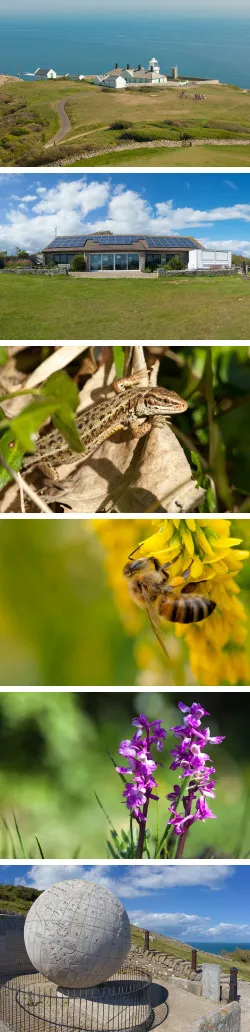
[43,417,204,513]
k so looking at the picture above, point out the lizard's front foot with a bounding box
[128,418,151,440]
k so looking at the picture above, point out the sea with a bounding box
[1,13,250,88]
[190,942,250,955]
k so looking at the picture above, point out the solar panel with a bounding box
[45,234,199,250]
[145,235,199,249]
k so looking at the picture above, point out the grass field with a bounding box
[2,78,250,165]
[74,142,250,166]
[1,274,250,339]
[131,926,250,982]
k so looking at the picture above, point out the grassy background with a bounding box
[1,275,250,339]
[2,79,250,165]
[77,143,250,166]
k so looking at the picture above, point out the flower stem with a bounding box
[135,800,149,858]
[155,776,190,857]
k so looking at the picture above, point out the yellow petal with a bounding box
[181,528,195,556]
[190,556,204,579]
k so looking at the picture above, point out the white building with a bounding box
[188,249,232,271]
[95,57,168,89]
[34,68,57,79]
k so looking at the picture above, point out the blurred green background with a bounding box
[0,689,249,860]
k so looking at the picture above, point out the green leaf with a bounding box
[42,370,83,454]
[10,399,57,452]
[0,347,8,366]
[0,430,24,489]
[113,347,124,378]
[41,370,79,410]
[52,412,83,454]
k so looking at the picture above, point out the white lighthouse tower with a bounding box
[148,56,160,74]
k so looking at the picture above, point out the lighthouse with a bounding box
[148,56,160,73]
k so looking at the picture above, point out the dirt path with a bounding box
[44,97,75,148]
[238,979,250,1032]
[68,124,110,142]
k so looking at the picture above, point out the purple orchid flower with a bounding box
[166,701,225,844]
[116,713,166,822]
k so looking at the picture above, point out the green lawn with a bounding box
[1,274,250,339]
[71,142,250,166]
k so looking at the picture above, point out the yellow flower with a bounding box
[132,518,250,686]
[94,518,250,687]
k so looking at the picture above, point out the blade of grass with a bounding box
[35,836,45,859]
[113,347,124,379]
[2,817,17,859]
[12,812,27,858]
[93,790,118,832]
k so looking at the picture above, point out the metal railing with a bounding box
[0,964,153,1032]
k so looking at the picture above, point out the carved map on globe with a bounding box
[24,879,131,988]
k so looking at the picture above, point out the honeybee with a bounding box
[123,553,216,625]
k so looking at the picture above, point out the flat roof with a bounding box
[44,234,201,252]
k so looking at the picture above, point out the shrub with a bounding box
[110,120,132,130]
[70,254,86,271]
[164,257,186,270]
[0,256,5,269]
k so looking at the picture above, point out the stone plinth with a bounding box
[202,964,221,1003]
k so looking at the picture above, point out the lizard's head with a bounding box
[135,386,188,417]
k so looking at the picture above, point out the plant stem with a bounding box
[135,800,149,858]
[0,453,52,514]
[174,791,194,859]
[0,387,40,403]
[155,776,190,857]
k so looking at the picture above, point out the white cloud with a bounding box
[129,910,250,941]
[1,178,249,254]
[16,864,232,896]
[22,194,37,202]
[224,180,238,191]
[106,866,233,898]
[200,237,250,256]
[15,864,113,890]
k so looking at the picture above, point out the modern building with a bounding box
[95,57,168,88]
[42,234,232,272]
[42,233,201,271]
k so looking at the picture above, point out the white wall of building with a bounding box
[188,249,232,270]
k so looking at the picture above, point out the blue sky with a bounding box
[3,864,250,943]
[1,172,250,255]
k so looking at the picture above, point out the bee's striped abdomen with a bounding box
[160,595,216,624]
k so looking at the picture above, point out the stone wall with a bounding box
[129,948,231,1003]
[128,946,202,983]
[192,1002,241,1032]
[0,915,35,976]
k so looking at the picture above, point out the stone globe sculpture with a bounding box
[24,879,131,988]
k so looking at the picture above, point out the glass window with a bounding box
[146,253,161,267]
[90,254,102,271]
[102,253,114,270]
[115,253,128,270]
[127,252,140,270]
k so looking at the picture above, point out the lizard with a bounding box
[21,372,188,482]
